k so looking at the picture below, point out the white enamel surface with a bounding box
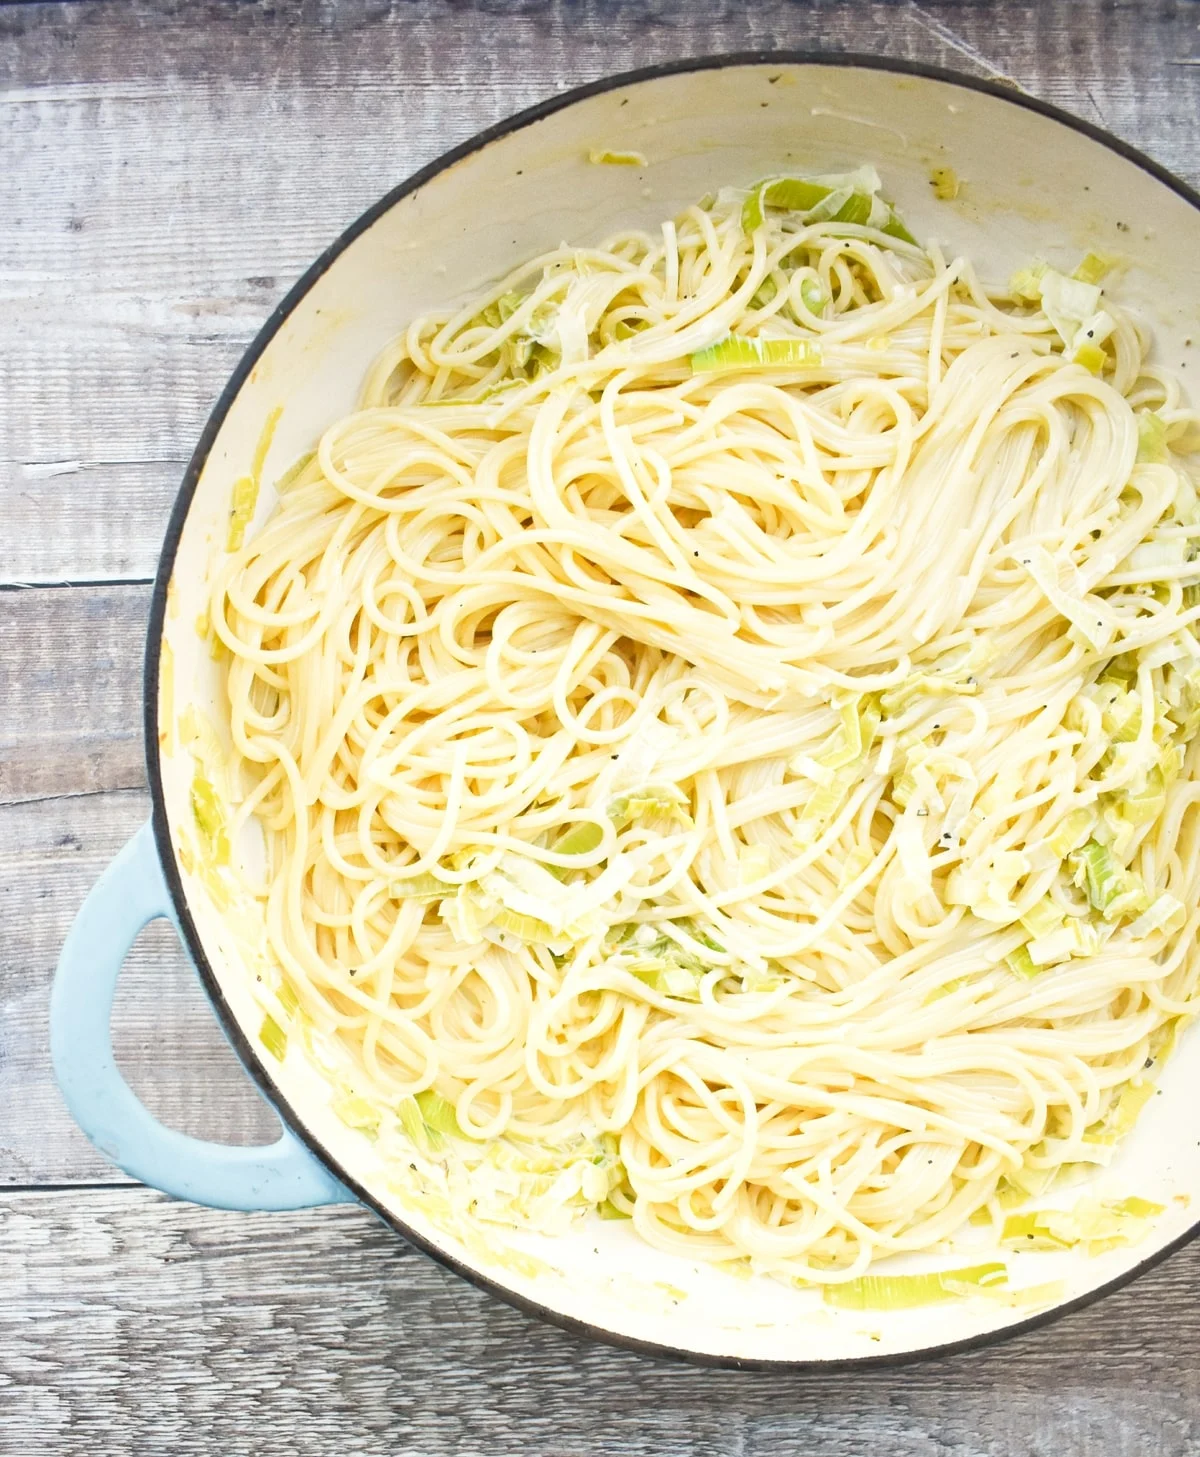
[156,61,1200,1364]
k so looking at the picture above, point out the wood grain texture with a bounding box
[7,2,1200,1451]
[0,585,149,805]
[2,0,1199,582]
[0,789,276,1185]
[3,1187,1200,1457]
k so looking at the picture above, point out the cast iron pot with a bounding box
[51,54,1200,1368]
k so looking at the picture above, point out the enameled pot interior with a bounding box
[150,58,1200,1366]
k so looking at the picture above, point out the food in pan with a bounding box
[199,168,1200,1288]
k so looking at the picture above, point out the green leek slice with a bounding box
[588,148,647,167]
[1073,251,1116,285]
[832,191,872,225]
[415,1089,464,1139]
[259,1014,287,1063]
[227,405,281,551]
[1005,943,1041,979]
[1137,411,1169,464]
[629,961,704,1002]
[598,1199,633,1220]
[391,872,456,901]
[551,821,605,857]
[1047,808,1093,858]
[1019,898,1063,939]
[274,450,315,493]
[190,773,230,866]
[607,784,692,827]
[1111,1080,1155,1135]
[490,906,559,944]
[742,177,833,232]
[1126,894,1186,939]
[1074,341,1106,374]
[1001,1196,1163,1255]
[742,174,916,243]
[399,1089,472,1155]
[333,1093,381,1136]
[880,214,918,246]
[690,335,822,373]
[823,1262,1007,1310]
[1071,840,1145,918]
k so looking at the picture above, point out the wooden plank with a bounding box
[2,0,1199,582]
[3,461,184,586]
[0,584,149,805]
[2,1185,1200,1455]
[6,4,1200,1450]
[0,789,276,1185]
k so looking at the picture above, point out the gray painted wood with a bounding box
[6,0,1200,1450]
[1,586,149,805]
[3,1186,1200,1457]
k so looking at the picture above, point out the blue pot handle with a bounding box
[51,819,353,1210]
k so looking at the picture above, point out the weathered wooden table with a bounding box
[5,3,1200,1452]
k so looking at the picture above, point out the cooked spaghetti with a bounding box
[207,169,1200,1283]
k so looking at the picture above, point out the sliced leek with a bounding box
[690,335,822,372]
[823,1263,1007,1310]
